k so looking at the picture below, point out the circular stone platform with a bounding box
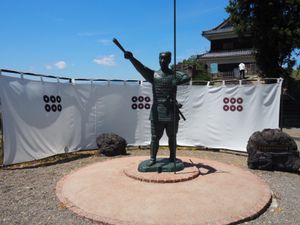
[56,156,271,225]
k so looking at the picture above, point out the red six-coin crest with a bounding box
[131,96,151,110]
[43,95,63,112]
[223,97,243,112]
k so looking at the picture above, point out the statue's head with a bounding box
[159,51,171,70]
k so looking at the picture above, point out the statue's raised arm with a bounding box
[124,51,154,83]
[112,38,154,82]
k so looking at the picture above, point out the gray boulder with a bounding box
[247,129,300,172]
[96,133,127,156]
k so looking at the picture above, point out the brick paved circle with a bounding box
[56,156,271,225]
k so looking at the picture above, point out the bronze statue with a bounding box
[113,38,191,167]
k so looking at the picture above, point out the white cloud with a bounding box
[77,32,95,37]
[45,61,67,70]
[54,61,67,69]
[93,55,116,66]
[77,31,110,37]
[45,65,52,70]
[97,39,111,46]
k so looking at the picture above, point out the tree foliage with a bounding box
[226,0,300,78]
[179,55,211,81]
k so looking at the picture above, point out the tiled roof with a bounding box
[203,27,234,35]
[202,19,234,35]
[199,50,254,59]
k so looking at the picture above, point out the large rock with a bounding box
[96,133,127,156]
[247,129,300,172]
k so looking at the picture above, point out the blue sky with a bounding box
[0,0,229,80]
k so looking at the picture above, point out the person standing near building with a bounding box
[239,62,246,79]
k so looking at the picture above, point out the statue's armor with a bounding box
[150,70,179,122]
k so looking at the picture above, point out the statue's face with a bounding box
[159,52,171,70]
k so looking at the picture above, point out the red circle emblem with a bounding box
[223,98,229,104]
[131,104,137,110]
[230,98,236,104]
[237,97,243,104]
[230,105,236,111]
[138,103,144,109]
[131,96,138,102]
[138,96,144,102]
[145,96,151,102]
[223,105,229,111]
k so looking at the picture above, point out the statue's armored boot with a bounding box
[149,140,159,166]
[169,137,176,162]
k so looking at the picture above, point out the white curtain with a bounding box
[0,75,282,165]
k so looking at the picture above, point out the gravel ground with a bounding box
[1,149,300,225]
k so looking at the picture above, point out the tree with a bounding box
[226,0,300,78]
[177,55,211,82]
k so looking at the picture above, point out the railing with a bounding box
[218,71,236,80]
[1,68,280,87]
[192,77,280,86]
[211,69,258,80]
[0,69,142,84]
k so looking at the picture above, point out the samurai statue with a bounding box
[124,50,191,165]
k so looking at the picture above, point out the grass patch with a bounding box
[2,146,201,169]
[0,142,246,170]
[1,149,99,170]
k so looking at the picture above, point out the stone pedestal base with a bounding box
[138,158,184,172]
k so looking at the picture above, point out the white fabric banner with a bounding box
[0,75,282,165]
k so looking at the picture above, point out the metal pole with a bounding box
[174,0,176,69]
[173,0,177,173]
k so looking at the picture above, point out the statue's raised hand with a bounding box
[124,51,133,60]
